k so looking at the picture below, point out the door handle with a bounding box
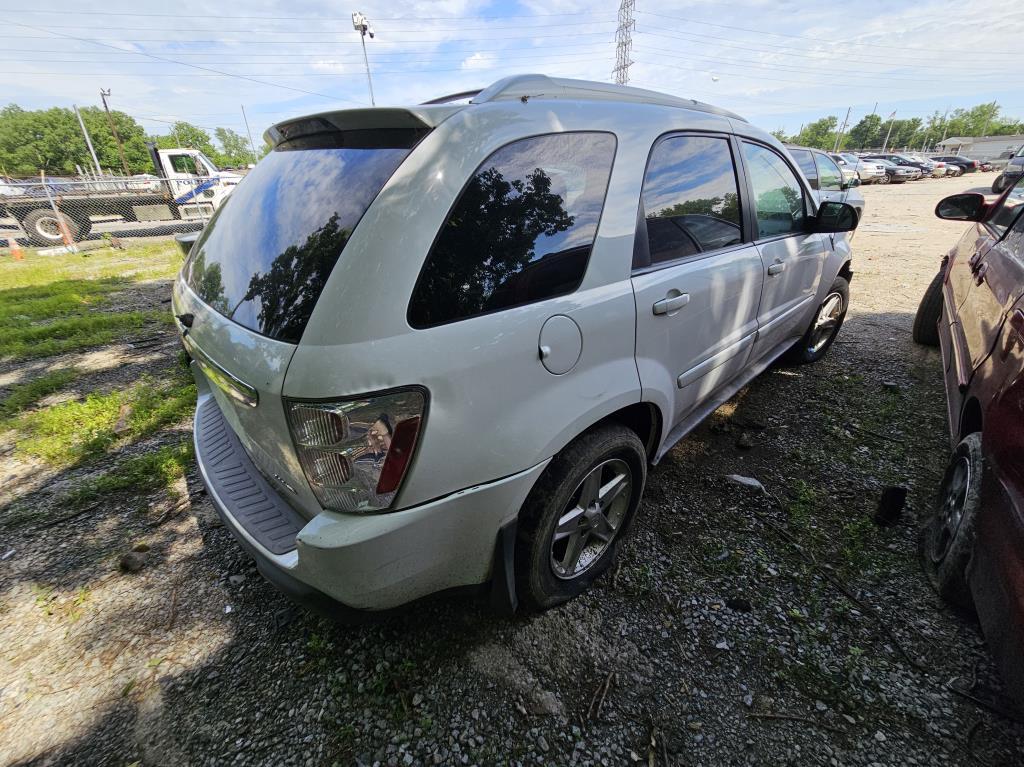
[652,293,690,315]
[767,261,786,276]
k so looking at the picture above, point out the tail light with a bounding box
[285,389,425,513]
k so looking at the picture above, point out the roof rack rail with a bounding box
[420,90,482,105]
[465,74,747,122]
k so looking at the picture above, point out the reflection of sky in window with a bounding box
[642,137,739,220]
[482,133,615,260]
[190,147,408,330]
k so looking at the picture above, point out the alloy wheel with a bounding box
[807,292,844,354]
[549,458,632,579]
[928,455,971,564]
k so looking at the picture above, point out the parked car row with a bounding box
[913,176,1024,708]
[824,152,981,185]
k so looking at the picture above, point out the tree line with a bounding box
[770,101,1023,151]
[0,103,269,178]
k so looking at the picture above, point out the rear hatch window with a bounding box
[183,128,426,342]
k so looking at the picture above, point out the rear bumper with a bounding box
[193,390,548,612]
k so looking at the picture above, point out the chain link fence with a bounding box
[0,174,239,249]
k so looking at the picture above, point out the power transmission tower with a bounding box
[612,0,635,85]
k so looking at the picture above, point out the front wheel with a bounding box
[20,208,84,247]
[783,275,849,364]
[515,423,647,611]
[879,173,891,184]
[920,433,984,610]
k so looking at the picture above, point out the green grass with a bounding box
[0,367,79,421]
[11,368,195,466]
[66,441,194,509]
[0,243,182,362]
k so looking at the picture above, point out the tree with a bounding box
[791,116,838,150]
[214,127,253,167]
[847,114,882,150]
[0,103,150,176]
[769,128,789,143]
[152,121,216,157]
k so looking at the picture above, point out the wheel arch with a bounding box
[838,259,853,284]
[959,396,984,440]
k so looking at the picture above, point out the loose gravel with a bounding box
[2,175,1023,766]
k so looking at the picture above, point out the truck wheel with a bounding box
[912,271,944,347]
[920,433,983,611]
[783,275,849,364]
[515,423,647,611]
[992,175,1007,194]
[21,208,82,246]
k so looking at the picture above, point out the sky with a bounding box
[1,0,1021,153]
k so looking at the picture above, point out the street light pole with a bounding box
[352,11,376,106]
[99,88,131,176]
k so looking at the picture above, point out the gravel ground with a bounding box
[2,175,1023,766]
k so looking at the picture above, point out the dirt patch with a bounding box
[1,177,1022,766]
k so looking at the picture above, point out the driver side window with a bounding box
[742,142,806,239]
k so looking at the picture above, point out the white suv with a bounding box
[172,75,858,616]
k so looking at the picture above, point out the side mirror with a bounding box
[810,201,859,233]
[935,193,987,222]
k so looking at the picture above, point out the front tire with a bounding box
[515,423,647,611]
[784,275,849,364]
[920,433,984,610]
[912,270,943,347]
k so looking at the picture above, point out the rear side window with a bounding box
[742,143,807,239]
[789,148,818,189]
[408,132,615,328]
[815,153,844,191]
[637,135,742,267]
[184,128,426,343]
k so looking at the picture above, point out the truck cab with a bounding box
[149,146,243,215]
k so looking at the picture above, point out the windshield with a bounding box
[183,128,426,342]
[196,152,220,174]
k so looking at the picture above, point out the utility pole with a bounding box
[881,110,897,152]
[241,104,259,165]
[99,88,131,176]
[981,101,996,138]
[833,106,851,152]
[352,11,376,106]
[73,104,102,177]
[612,0,635,85]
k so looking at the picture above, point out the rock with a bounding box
[228,574,245,586]
[132,542,150,553]
[736,432,754,450]
[725,597,753,613]
[882,381,900,392]
[538,735,550,752]
[742,694,754,708]
[874,730,886,742]
[714,640,730,651]
[119,551,147,573]
[724,474,765,493]
[842,714,856,725]
[113,403,134,435]
[814,700,828,712]
[412,693,423,707]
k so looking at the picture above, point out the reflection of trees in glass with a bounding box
[242,213,351,342]
[653,192,739,223]
[410,167,574,326]
[187,250,228,314]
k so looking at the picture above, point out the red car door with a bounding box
[949,179,1024,374]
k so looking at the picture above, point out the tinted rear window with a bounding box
[184,129,424,342]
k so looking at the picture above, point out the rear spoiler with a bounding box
[264,106,462,149]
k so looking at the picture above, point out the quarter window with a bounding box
[815,153,844,191]
[789,148,818,190]
[408,132,615,328]
[638,135,742,267]
[742,143,807,239]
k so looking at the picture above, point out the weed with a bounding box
[0,366,79,421]
[66,441,194,510]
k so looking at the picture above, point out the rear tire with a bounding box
[515,423,647,611]
[920,433,983,610]
[783,275,849,364]
[879,173,891,184]
[21,208,82,247]
[912,270,944,347]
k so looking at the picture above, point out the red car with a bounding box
[913,176,1024,703]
